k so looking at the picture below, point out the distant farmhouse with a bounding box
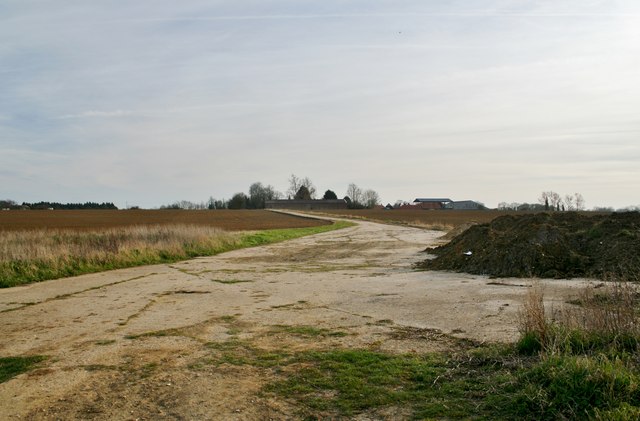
[265,199,348,211]
[449,200,485,210]
[412,198,485,210]
[413,198,453,210]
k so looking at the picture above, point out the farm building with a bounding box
[265,199,348,211]
[410,198,485,210]
[447,200,485,210]
[412,198,453,210]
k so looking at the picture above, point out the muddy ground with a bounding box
[0,215,592,420]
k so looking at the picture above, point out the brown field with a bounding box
[311,208,512,230]
[0,209,329,232]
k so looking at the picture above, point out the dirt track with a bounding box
[0,216,590,420]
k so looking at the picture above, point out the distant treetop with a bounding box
[322,189,338,200]
[20,201,118,210]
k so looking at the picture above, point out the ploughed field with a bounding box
[315,208,512,230]
[0,209,329,232]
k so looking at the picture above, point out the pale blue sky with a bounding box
[2,1,639,208]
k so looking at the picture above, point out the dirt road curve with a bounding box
[0,216,588,420]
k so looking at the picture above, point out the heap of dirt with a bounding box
[416,212,640,280]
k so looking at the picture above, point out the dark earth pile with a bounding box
[416,212,640,280]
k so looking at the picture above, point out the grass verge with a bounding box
[0,221,353,287]
[0,355,47,383]
[236,221,354,247]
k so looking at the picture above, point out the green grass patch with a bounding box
[266,347,525,419]
[236,221,354,248]
[198,336,524,419]
[0,355,47,383]
[510,354,640,420]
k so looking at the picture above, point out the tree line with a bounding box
[498,192,586,212]
[161,174,381,210]
[0,200,118,210]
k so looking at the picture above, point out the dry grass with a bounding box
[561,280,640,338]
[0,225,241,287]
[0,221,352,288]
[518,278,640,355]
[0,224,238,262]
[518,282,550,346]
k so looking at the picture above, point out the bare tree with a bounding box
[574,193,585,211]
[287,174,316,199]
[287,174,302,199]
[346,183,363,207]
[539,191,586,211]
[539,191,562,211]
[362,189,380,208]
[539,192,551,210]
[564,194,575,211]
[550,192,561,211]
[303,178,316,199]
[248,182,281,209]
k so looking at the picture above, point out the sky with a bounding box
[2,1,639,209]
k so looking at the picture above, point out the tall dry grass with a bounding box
[0,225,240,287]
[515,279,640,419]
[559,279,640,341]
[0,220,352,287]
[518,282,550,347]
[518,278,640,355]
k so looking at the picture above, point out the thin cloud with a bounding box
[107,12,640,23]
[334,44,490,51]
[57,110,135,119]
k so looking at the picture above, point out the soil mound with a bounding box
[416,212,640,280]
